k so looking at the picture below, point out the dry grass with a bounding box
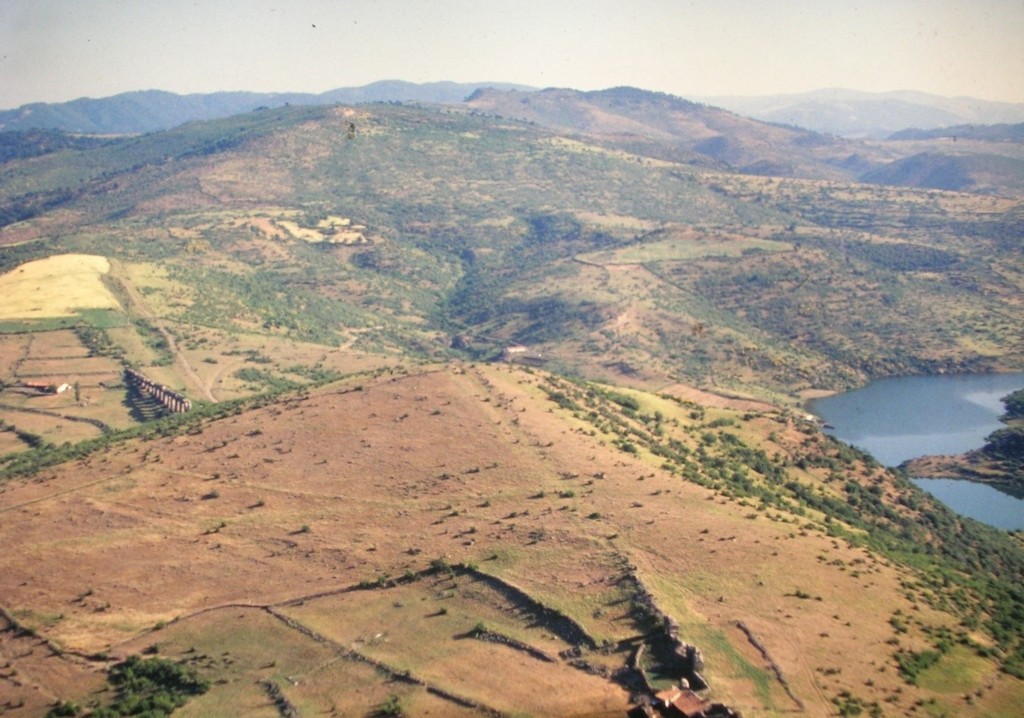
[0,428,27,454]
[23,331,93,360]
[117,608,336,718]
[0,365,1019,716]
[0,406,103,444]
[0,254,121,320]
[0,334,32,372]
[0,611,106,716]
[283,578,629,716]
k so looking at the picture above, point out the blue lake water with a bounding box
[911,479,1024,531]
[809,373,1024,530]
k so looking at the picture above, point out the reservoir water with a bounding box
[809,373,1024,530]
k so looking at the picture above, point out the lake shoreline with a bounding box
[809,371,1024,530]
[901,453,1024,500]
[800,368,1024,415]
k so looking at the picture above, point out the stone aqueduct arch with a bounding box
[124,368,192,413]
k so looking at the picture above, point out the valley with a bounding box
[0,87,1022,716]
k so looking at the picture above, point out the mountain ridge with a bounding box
[464,85,867,180]
[0,80,536,134]
[6,81,1024,142]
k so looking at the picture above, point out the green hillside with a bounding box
[2,99,1020,403]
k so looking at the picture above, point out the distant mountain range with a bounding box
[464,87,1024,194]
[4,82,1024,140]
[3,83,1022,196]
[695,88,1024,139]
[0,80,534,134]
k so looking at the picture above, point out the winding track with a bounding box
[107,261,216,403]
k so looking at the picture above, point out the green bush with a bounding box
[895,649,941,684]
[84,655,210,717]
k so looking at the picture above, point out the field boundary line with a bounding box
[264,606,506,717]
[735,620,806,712]
[0,467,134,514]
[0,402,112,434]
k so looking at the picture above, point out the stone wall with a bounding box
[622,567,709,691]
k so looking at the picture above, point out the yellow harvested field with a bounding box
[0,254,121,320]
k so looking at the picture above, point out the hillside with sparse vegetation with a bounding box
[0,87,1022,716]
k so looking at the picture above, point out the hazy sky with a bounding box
[2,0,1022,109]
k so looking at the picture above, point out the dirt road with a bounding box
[107,261,216,403]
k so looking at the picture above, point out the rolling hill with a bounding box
[2,363,1024,717]
[889,123,1024,143]
[1,94,1020,400]
[464,87,1024,196]
[860,151,1024,194]
[464,86,880,180]
[0,81,535,134]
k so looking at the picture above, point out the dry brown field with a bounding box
[0,364,1019,716]
[0,329,134,454]
[0,429,27,455]
[22,332,92,361]
[0,404,103,446]
[0,611,105,717]
[15,357,118,381]
[167,327,394,402]
[0,336,32,377]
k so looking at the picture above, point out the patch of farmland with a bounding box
[0,405,104,445]
[281,574,631,716]
[23,330,93,359]
[0,609,106,717]
[273,219,324,242]
[14,356,121,380]
[0,254,121,320]
[0,425,28,453]
[283,659,482,718]
[116,607,334,718]
[112,606,483,718]
[0,334,31,375]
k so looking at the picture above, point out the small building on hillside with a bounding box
[501,344,545,365]
[649,687,739,718]
[667,690,709,717]
[22,381,71,395]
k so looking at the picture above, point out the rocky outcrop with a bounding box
[621,568,708,690]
